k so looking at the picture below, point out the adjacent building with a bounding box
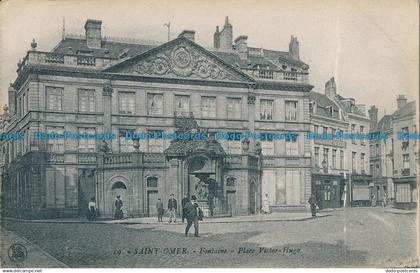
[370,95,418,209]
[0,18,313,219]
[309,77,371,209]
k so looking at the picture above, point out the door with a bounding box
[249,182,256,214]
[78,170,95,217]
[323,181,332,208]
[227,191,236,215]
[111,182,129,217]
[147,191,158,217]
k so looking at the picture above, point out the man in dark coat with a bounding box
[156,198,164,222]
[308,195,317,217]
[181,195,190,223]
[184,195,199,237]
[114,195,124,220]
[167,194,177,223]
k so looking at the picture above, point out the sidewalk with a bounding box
[384,208,417,215]
[110,211,330,225]
[1,228,68,268]
[3,211,330,225]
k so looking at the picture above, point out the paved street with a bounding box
[1,207,418,268]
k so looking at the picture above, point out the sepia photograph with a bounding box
[0,0,419,271]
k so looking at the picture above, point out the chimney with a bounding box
[234,35,248,60]
[396,95,407,109]
[84,19,102,48]
[325,77,337,98]
[213,26,220,49]
[218,16,233,51]
[368,105,378,129]
[356,104,366,116]
[178,30,195,42]
[289,35,300,60]
[8,84,16,116]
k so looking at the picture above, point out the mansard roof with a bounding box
[52,37,154,59]
[392,101,416,120]
[52,36,309,71]
[373,114,392,132]
[309,91,342,120]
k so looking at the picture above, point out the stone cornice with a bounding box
[13,65,313,93]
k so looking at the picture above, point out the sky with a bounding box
[0,0,418,119]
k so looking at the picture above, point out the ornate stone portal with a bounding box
[164,112,226,216]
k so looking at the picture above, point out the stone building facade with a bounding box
[309,77,371,209]
[369,96,418,209]
[0,18,313,219]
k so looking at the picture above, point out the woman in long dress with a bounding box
[262,194,271,214]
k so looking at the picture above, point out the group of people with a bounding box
[86,195,124,221]
[156,194,203,237]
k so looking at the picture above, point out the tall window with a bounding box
[148,130,164,152]
[314,147,320,167]
[340,150,344,169]
[147,93,163,115]
[360,126,365,144]
[201,96,216,118]
[78,128,96,152]
[403,154,410,170]
[226,133,242,154]
[314,125,319,134]
[46,86,63,111]
[286,137,299,156]
[261,134,274,155]
[119,92,135,114]
[119,129,134,152]
[361,153,365,172]
[79,89,95,112]
[260,99,273,120]
[174,95,190,114]
[46,126,64,153]
[352,152,357,172]
[323,126,328,135]
[227,98,241,119]
[285,101,298,121]
[332,149,337,169]
[323,148,329,167]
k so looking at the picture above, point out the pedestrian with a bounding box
[371,193,377,207]
[261,193,271,214]
[87,197,96,221]
[181,195,190,223]
[156,198,164,222]
[167,194,177,223]
[382,192,388,208]
[184,195,200,237]
[308,195,317,217]
[114,195,124,220]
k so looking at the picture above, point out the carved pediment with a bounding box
[105,37,252,82]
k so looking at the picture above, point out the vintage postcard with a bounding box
[0,0,419,271]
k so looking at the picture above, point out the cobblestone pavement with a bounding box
[1,207,418,268]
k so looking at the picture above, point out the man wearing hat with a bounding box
[167,194,178,223]
[156,198,164,222]
[184,195,200,237]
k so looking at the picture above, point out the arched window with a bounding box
[112,181,127,190]
[147,177,158,187]
[226,177,235,187]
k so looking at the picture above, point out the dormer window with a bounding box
[309,101,316,114]
[282,64,287,70]
[326,106,333,117]
[76,50,93,56]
